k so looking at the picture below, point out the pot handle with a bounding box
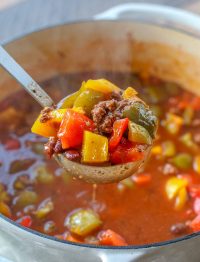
[94,3,200,35]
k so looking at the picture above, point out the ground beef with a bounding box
[40,107,53,123]
[170,223,188,235]
[91,94,146,134]
[91,99,118,134]
[44,138,64,158]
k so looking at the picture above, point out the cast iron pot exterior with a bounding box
[1,4,200,262]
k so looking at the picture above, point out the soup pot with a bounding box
[1,3,200,262]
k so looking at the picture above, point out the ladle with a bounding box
[0,45,151,183]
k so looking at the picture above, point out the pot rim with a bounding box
[1,4,200,250]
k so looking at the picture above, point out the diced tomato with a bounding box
[109,118,129,151]
[132,173,152,185]
[17,215,32,228]
[110,139,144,164]
[190,214,200,232]
[188,185,200,198]
[66,234,82,243]
[193,198,200,215]
[5,138,20,150]
[98,229,127,246]
[58,109,95,149]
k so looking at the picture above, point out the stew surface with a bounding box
[0,71,200,245]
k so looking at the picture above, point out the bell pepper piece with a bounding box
[73,89,105,116]
[84,79,120,93]
[163,113,183,135]
[162,141,176,157]
[165,177,188,200]
[190,214,200,232]
[98,229,127,246]
[58,110,94,149]
[194,155,200,174]
[132,173,152,186]
[31,109,66,138]
[59,81,86,109]
[17,215,32,228]
[0,202,11,217]
[122,87,138,99]
[183,107,194,125]
[180,133,199,152]
[122,102,158,138]
[175,187,188,211]
[109,118,129,151]
[72,107,85,114]
[171,153,192,170]
[128,121,152,145]
[193,198,200,215]
[110,139,144,165]
[82,131,108,163]
[65,209,102,236]
[151,145,162,155]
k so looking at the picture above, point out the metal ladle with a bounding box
[0,45,151,184]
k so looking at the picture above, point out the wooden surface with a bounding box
[1,0,200,44]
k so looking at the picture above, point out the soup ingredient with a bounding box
[9,159,35,174]
[73,89,105,116]
[83,79,120,94]
[44,221,56,233]
[163,113,183,135]
[194,155,200,174]
[82,131,108,163]
[32,109,66,137]
[180,133,199,152]
[14,190,38,207]
[0,202,11,217]
[122,87,138,99]
[65,209,102,236]
[183,107,194,125]
[128,122,152,145]
[132,173,152,186]
[34,198,54,219]
[58,109,94,149]
[165,177,188,210]
[171,153,192,170]
[109,118,129,151]
[98,229,127,246]
[162,141,176,157]
[110,140,145,164]
[170,223,188,235]
[17,215,32,227]
[122,101,157,138]
[35,165,54,184]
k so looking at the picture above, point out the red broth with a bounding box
[0,71,200,245]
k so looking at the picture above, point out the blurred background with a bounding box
[1,0,200,44]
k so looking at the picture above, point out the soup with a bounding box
[0,71,200,245]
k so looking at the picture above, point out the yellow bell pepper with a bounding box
[72,107,85,114]
[0,201,11,217]
[84,79,120,94]
[151,145,162,155]
[122,87,138,99]
[163,113,183,135]
[165,177,188,200]
[175,187,188,211]
[31,109,66,138]
[82,131,108,163]
[194,155,200,174]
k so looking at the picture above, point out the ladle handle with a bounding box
[0,45,54,108]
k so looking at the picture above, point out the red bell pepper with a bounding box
[110,139,144,164]
[178,93,200,110]
[17,215,32,228]
[58,109,95,149]
[190,214,200,232]
[132,173,152,186]
[109,118,129,151]
[98,229,127,246]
